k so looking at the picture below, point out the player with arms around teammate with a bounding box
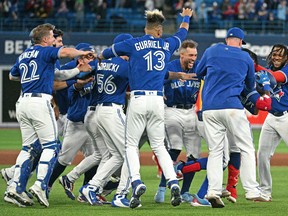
[97,8,193,208]
[195,27,270,208]
[257,44,288,201]
[8,23,94,208]
[154,40,202,204]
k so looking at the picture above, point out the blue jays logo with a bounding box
[272,88,284,102]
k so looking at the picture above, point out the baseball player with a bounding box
[47,43,95,198]
[96,8,193,208]
[154,40,202,204]
[7,23,94,207]
[195,27,271,208]
[79,33,132,206]
[257,44,288,201]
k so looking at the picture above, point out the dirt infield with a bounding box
[0,150,287,166]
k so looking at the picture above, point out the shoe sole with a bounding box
[29,187,49,207]
[208,197,225,208]
[59,178,75,200]
[4,195,27,207]
[130,186,146,209]
[7,192,34,207]
[171,186,181,207]
[227,196,237,203]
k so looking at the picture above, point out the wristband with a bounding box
[66,79,77,87]
[182,16,190,23]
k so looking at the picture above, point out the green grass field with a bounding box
[0,128,288,215]
[0,165,287,216]
[1,128,287,153]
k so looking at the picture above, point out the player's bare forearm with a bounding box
[168,71,198,80]
[60,47,94,59]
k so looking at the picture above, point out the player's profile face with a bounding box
[55,36,63,48]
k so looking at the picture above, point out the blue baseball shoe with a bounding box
[181,192,193,203]
[59,175,75,200]
[168,180,181,207]
[154,186,166,203]
[111,194,130,208]
[130,180,146,209]
[79,184,102,206]
[191,194,211,207]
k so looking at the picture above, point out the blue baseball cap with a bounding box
[75,43,92,50]
[113,33,133,44]
[226,27,246,44]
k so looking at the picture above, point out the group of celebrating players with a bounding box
[1,6,287,209]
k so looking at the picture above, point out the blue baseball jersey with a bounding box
[63,59,92,122]
[196,43,255,111]
[67,83,92,122]
[102,28,188,91]
[96,57,129,105]
[10,45,62,95]
[88,60,99,106]
[269,64,288,114]
[164,59,201,106]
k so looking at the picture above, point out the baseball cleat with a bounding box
[191,194,211,207]
[111,194,130,208]
[79,184,102,206]
[181,192,193,203]
[246,192,271,202]
[221,189,231,198]
[1,168,11,185]
[29,184,49,207]
[206,194,225,208]
[130,180,146,209]
[77,194,88,203]
[4,191,26,208]
[59,175,75,200]
[7,187,34,207]
[154,186,166,203]
[170,184,181,207]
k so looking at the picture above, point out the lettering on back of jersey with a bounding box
[135,40,169,51]
[19,50,39,62]
[97,62,120,72]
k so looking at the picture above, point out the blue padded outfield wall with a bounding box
[0,32,287,125]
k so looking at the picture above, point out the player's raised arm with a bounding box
[179,8,193,30]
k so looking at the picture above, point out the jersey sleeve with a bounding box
[166,28,188,53]
[244,54,256,91]
[10,64,20,78]
[195,50,209,77]
[43,46,62,63]
[103,40,133,59]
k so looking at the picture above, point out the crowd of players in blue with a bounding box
[1,6,288,210]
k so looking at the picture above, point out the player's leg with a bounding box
[125,95,148,208]
[147,97,181,207]
[227,109,269,202]
[203,110,226,208]
[258,114,282,199]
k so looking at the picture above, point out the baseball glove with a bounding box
[255,70,276,94]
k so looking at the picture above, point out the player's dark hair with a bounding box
[145,9,165,29]
[53,28,64,38]
[242,48,258,65]
[266,44,288,70]
[181,40,198,49]
[32,23,55,45]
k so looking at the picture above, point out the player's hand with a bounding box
[180,8,193,17]
[96,53,104,65]
[178,72,198,81]
[75,76,95,89]
[77,62,92,72]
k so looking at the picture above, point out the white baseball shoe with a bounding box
[4,191,26,208]
[7,186,34,206]
[29,184,49,207]
[246,191,271,202]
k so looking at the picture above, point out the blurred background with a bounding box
[0,0,287,127]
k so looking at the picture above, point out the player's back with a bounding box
[11,45,60,95]
[96,57,129,105]
[198,43,254,111]
[125,35,178,91]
